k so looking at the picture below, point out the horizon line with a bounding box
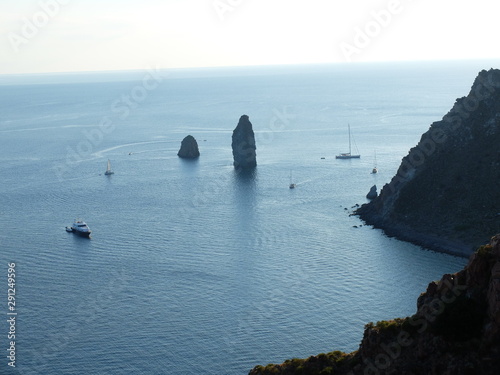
[1,58,499,78]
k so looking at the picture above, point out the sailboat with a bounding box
[289,171,296,189]
[104,159,114,175]
[336,124,360,159]
[371,150,378,174]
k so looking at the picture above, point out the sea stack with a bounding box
[232,115,257,169]
[357,69,500,256]
[177,135,200,159]
[366,185,377,200]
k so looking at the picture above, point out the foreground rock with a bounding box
[249,234,500,375]
[177,135,200,159]
[357,69,500,256]
[232,115,257,169]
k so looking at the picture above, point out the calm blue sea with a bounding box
[0,60,494,374]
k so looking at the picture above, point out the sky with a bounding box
[0,0,499,75]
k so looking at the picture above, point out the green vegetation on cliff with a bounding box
[249,234,500,375]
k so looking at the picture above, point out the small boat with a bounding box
[336,124,360,159]
[104,159,114,175]
[371,150,378,174]
[289,171,296,189]
[69,219,92,238]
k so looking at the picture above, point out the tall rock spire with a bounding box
[232,114,257,169]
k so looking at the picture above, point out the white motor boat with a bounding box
[67,219,92,238]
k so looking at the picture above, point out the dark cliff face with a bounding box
[232,115,257,169]
[249,234,500,375]
[177,135,200,159]
[357,69,500,255]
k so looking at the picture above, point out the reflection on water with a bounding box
[232,167,258,236]
[233,166,258,188]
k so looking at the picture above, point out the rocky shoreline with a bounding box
[356,68,500,257]
[248,67,500,375]
[359,215,475,258]
[249,234,500,375]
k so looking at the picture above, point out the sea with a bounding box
[0,60,495,374]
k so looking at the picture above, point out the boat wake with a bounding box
[92,140,172,158]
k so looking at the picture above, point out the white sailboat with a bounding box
[371,150,378,174]
[104,159,114,175]
[289,170,296,189]
[336,124,360,159]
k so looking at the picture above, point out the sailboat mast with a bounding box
[348,124,351,155]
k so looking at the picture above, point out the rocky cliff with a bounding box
[249,234,500,375]
[357,69,500,256]
[232,115,257,169]
[177,135,200,159]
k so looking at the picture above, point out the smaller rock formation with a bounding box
[232,115,257,169]
[177,135,200,159]
[366,185,377,200]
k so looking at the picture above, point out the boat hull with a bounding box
[336,155,360,159]
[68,220,92,238]
[72,229,91,238]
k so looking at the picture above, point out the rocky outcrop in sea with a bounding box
[249,234,500,375]
[177,135,200,159]
[366,185,377,200]
[232,115,257,169]
[357,69,500,256]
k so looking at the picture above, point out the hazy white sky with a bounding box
[1,0,499,74]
